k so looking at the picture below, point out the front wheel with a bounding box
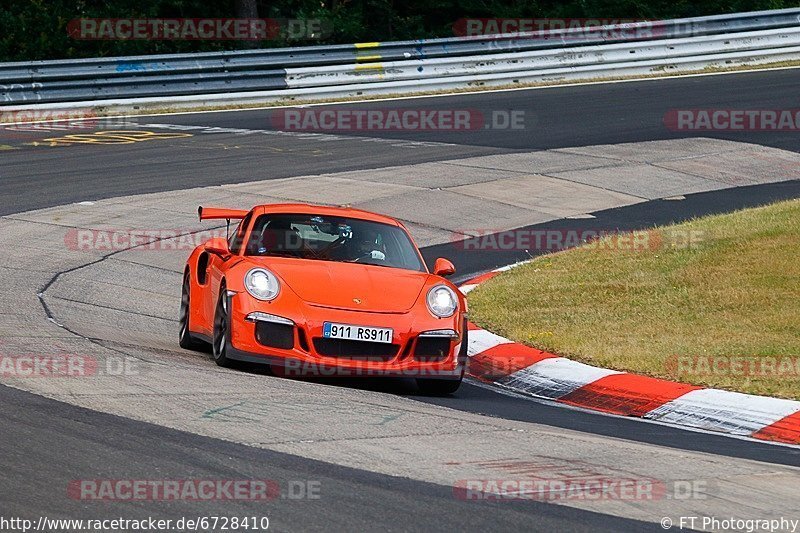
[212,282,234,368]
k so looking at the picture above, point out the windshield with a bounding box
[245,213,425,272]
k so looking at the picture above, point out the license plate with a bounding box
[323,322,393,344]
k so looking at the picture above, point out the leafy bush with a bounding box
[0,0,794,61]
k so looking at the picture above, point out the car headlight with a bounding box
[244,268,280,301]
[427,285,458,318]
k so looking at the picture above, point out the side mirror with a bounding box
[204,237,230,257]
[433,258,456,277]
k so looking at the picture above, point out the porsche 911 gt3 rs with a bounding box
[179,203,467,394]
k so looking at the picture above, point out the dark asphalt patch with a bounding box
[131,68,800,153]
[0,383,664,532]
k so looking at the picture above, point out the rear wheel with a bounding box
[212,282,234,367]
[415,327,467,396]
[179,271,206,351]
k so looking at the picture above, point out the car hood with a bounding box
[262,259,429,313]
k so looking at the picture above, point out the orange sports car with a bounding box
[179,203,468,394]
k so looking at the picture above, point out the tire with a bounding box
[212,281,234,368]
[179,271,207,351]
[415,326,467,396]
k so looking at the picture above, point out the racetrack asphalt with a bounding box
[2,69,800,530]
[2,68,800,215]
[0,384,664,533]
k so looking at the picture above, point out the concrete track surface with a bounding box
[2,69,800,531]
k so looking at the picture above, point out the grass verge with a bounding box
[467,199,800,399]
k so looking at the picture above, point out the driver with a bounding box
[354,228,386,261]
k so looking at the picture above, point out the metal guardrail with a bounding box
[284,28,800,88]
[1,8,799,107]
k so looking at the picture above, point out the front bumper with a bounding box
[224,291,466,379]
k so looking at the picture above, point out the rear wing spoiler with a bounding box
[198,206,249,221]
